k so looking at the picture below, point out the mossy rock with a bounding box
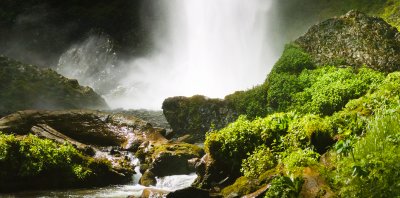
[295,10,400,72]
[162,95,238,141]
[139,170,157,187]
[0,56,108,116]
[149,143,204,177]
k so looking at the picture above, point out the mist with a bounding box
[112,0,278,109]
[52,0,309,110]
[67,0,280,109]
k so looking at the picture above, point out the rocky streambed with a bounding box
[0,109,207,197]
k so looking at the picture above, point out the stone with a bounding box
[166,187,210,198]
[139,170,157,187]
[0,109,166,147]
[162,95,237,141]
[296,10,400,72]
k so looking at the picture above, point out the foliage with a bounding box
[266,73,303,111]
[271,44,314,74]
[281,148,320,174]
[0,133,114,189]
[264,176,304,198]
[221,176,261,197]
[241,145,276,178]
[293,67,384,115]
[333,112,400,197]
[225,84,269,119]
[344,72,400,115]
[205,112,294,174]
[284,114,333,152]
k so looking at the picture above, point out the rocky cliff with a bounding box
[0,56,108,116]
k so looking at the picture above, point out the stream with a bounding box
[2,172,197,198]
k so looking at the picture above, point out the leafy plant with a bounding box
[281,148,320,174]
[241,145,276,178]
[264,176,304,198]
[334,112,400,197]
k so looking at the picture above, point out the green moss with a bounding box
[221,176,260,197]
[271,44,314,74]
[205,112,295,175]
[264,176,304,198]
[151,143,203,159]
[0,132,120,191]
[241,145,276,178]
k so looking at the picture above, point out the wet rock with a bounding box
[162,95,237,141]
[299,167,335,198]
[192,154,231,190]
[0,109,166,147]
[139,170,157,187]
[166,187,210,198]
[135,139,204,187]
[296,10,400,72]
[140,188,170,198]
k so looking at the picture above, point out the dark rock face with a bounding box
[0,0,153,67]
[0,56,108,116]
[296,10,400,72]
[162,95,237,141]
[0,109,164,147]
[166,187,210,198]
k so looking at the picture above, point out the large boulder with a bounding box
[0,56,108,116]
[296,10,400,72]
[138,142,204,186]
[162,95,237,141]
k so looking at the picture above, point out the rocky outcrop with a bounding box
[296,10,400,72]
[162,95,237,141]
[0,56,108,116]
[0,109,166,148]
[138,143,204,186]
[0,109,178,191]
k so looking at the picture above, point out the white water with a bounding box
[57,0,278,109]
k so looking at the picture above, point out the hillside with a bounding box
[0,56,108,116]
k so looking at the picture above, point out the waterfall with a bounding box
[57,0,278,110]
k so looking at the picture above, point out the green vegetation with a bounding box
[264,176,304,198]
[205,113,294,174]
[0,133,119,191]
[206,23,400,195]
[241,145,275,178]
[332,112,400,197]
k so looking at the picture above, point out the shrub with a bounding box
[205,112,295,174]
[241,145,276,178]
[281,148,320,174]
[344,71,400,115]
[266,72,303,111]
[334,112,400,197]
[0,133,116,190]
[264,176,304,198]
[225,84,269,119]
[283,114,334,153]
[271,43,314,74]
[293,67,384,115]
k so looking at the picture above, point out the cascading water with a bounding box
[57,0,278,110]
